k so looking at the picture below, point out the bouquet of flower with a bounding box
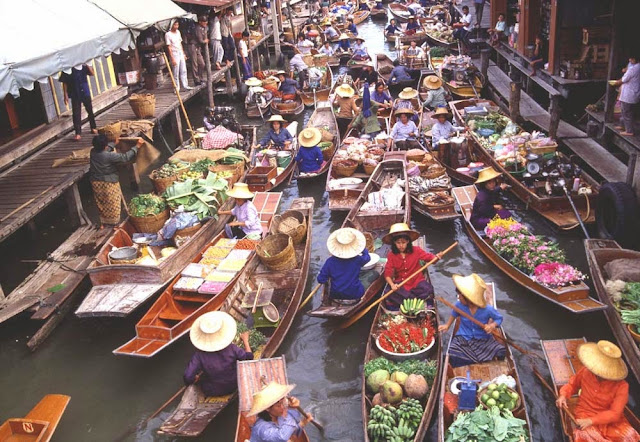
[532,262,586,288]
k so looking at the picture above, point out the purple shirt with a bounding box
[470,187,499,228]
[183,344,253,396]
[232,201,263,236]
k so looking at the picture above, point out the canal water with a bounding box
[0,16,638,442]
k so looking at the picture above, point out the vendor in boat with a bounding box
[383,223,440,310]
[219,183,263,239]
[349,83,382,137]
[405,16,421,34]
[388,108,420,150]
[421,75,447,110]
[470,167,512,230]
[438,274,506,368]
[394,87,420,123]
[203,106,216,131]
[246,382,313,442]
[371,81,392,110]
[352,37,370,61]
[556,340,640,442]
[295,128,325,174]
[276,71,299,100]
[353,62,378,89]
[322,22,339,41]
[289,53,309,88]
[319,40,335,56]
[337,33,351,52]
[333,84,360,135]
[385,19,402,38]
[388,59,413,85]
[317,227,370,303]
[183,311,253,397]
[257,115,293,150]
[431,107,464,148]
[346,17,358,36]
[358,1,370,11]
[404,40,425,59]
[90,134,141,228]
[295,34,314,55]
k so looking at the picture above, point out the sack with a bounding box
[605,258,640,282]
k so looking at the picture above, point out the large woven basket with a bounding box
[130,209,170,234]
[149,174,178,194]
[175,223,202,238]
[98,121,121,142]
[333,160,358,177]
[302,54,314,66]
[210,163,243,188]
[320,142,335,161]
[363,163,377,175]
[314,54,329,67]
[320,128,334,142]
[277,101,298,111]
[129,93,156,119]
[256,234,297,271]
[406,152,425,163]
[270,210,307,244]
[422,164,446,179]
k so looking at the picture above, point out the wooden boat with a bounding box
[438,283,533,441]
[0,394,70,442]
[410,182,460,222]
[300,65,333,107]
[271,95,305,117]
[246,122,299,193]
[388,3,411,22]
[310,156,409,317]
[159,198,313,438]
[245,92,273,119]
[375,53,394,83]
[442,71,483,100]
[361,237,441,442]
[424,24,457,51]
[368,2,387,19]
[541,337,640,441]
[452,185,606,314]
[585,239,640,383]
[235,357,309,442]
[112,192,282,357]
[298,102,340,180]
[352,9,371,25]
[450,98,600,228]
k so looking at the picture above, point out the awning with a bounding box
[176,0,240,12]
[89,0,194,32]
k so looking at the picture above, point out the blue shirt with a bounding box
[406,21,420,31]
[338,39,351,50]
[348,23,358,35]
[250,409,303,442]
[389,65,412,83]
[371,89,392,104]
[451,301,503,340]
[295,145,324,173]
[386,24,401,35]
[259,128,293,147]
[59,66,91,100]
[317,249,370,299]
[279,77,299,95]
[183,345,253,396]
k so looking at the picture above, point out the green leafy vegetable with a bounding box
[364,357,395,378]
[129,194,167,217]
[163,172,228,220]
[445,406,529,442]
[235,323,267,349]
[622,282,640,309]
[189,159,217,174]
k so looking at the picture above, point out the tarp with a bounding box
[89,0,194,32]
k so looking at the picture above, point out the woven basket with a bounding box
[406,152,425,163]
[175,223,202,238]
[98,121,122,142]
[320,128,335,142]
[422,164,446,179]
[364,232,375,252]
[270,210,307,244]
[320,143,335,161]
[211,163,243,188]
[277,101,298,111]
[149,174,178,194]
[130,209,170,234]
[256,234,297,271]
[363,163,377,175]
[302,54,314,66]
[129,93,156,119]
[333,161,358,177]
[314,54,329,67]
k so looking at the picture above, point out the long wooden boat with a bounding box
[410,184,460,222]
[300,66,333,107]
[424,24,457,51]
[271,95,305,117]
[450,98,600,228]
[368,2,387,19]
[159,197,314,438]
[439,63,483,99]
[438,283,533,441]
[388,3,411,22]
[112,192,282,357]
[310,156,409,318]
[453,185,606,313]
[385,24,428,45]
[298,102,340,180]
[352,9,371,25]
[375,53,394,83]
[0,395,70,442]
[246,122,299,193]
[541,337,640,441]
[585,239,640,383]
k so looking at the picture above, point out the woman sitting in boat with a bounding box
[317,227,370,303]
[405,16,421,35]
[219,183,263,239]
[184,311,253,397]
[333,84,360,135]
[349,84,382,137]
[431,107,464,148]
[276,71,299,101]
[203,106,216,131]
[556,340,640,442]
[371,81,392,111]
[295,128,325,174]
[470,167,512,230]
[256,115,293,150]
[319,40,335,56]
[385,19,402,38]
[438,274,505,368]
[336,33,351,52]
[383,223,440,310]
[353,63,378,90]
[404,40,425,59]
[322,22,339,41]
[388,108,420,150]
[394,88,420,123]
[246,382,313,442]
[421,75,447,110]
[352,37,370,61]
[388,59,413,86]
[346,17,358,36]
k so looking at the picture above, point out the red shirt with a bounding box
[384,246,436,291]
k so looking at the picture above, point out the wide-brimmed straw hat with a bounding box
[382,222,419,244]
[452,274,487,308]
[327,227,366,259]
[433,107,452,119]
[298,128,322,147]
[336,84,355,98]
[275,70,287,76]
[338,33,350,41]
[424,75,443,90]
[475,167,502,184]
[245,77,263,87]
[247,381,297,416]
[577,340,628,381]
[189,311,237,352]
[394,107,415,117]
[398,87,418,99]
[355,36,365,42]
[267,114,287,124]
[227,183,255,200]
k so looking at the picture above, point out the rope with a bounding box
[560,191,591,231]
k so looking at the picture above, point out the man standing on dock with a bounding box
[210,12,224,70]
[614,56,639,137]
[474,0,486,29]
[194,16,209,85]
[220,8,235,68]
[59,65,98,141]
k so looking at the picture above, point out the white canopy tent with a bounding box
[89,0,193,31]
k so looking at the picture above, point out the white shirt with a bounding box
[461,13,473,32]
[165,30,184,59]
[297,39,314,54]
[210,17,222,40]
[406,46,425,58]
[290,54,309,73]
[319,45,335,56]
[239,39,249,58]
[620,63,640,104]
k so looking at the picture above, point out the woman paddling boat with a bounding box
[469,167,512,230]
[256,115,293,150]
[295,128,325,175]
[219,183,263,239]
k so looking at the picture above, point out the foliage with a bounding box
[189,159,217,174]
[429,46,448,58]
[364,357,396,378]
[163,172,229,220]
[235,322,266,349]
[128,193,166,217]
[621,282,640,309]
[445,406,529,442]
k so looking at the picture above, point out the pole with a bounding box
[272,0,282,59]
[162,52,196,145]
[562,185,590,238]
[509,81,521,122]
[549,94,561,140]
[480,48,490,79]
[204,41,214,107]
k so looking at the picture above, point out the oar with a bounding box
[339,242,458,329]
[436,296,544,360]
[299,284,322,311]
[532,366,579,425]
[294,404,325,432]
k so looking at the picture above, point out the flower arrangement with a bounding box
[532,262,586,288]
[378,317,435,354]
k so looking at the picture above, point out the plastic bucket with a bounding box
[276,151,292,168]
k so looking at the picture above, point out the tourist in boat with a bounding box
[352,37,370,61]
[89,134,141,228]
[438,274,506,368]
[371,81,393,110]
[388,59,413,85]
[296,128,325,174]
[383,223,439,310]
[337,33,351,52]
[469,167,512,230]
[388,108,420,150]
[421,75,447,110]
[353,62,378,89]
[333,84,360,135]
[431,107,464,148]
[319,40,335,57]
[405,16,421,35]
[246,382,313,442]
[322,22,339,41]
[257,115,293,149]
[349,83,382,137]
[295,34,314,55]
[219,183,263,239]
[488,13,507,47]
[404,40,425,60]
[276,71,299,100]
[385,19,402,38]
[317,227,370,303]
[555,340,640,442]
[183,311,253,397]
[347,17,358,36]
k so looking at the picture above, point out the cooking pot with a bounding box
[109,246,138,263]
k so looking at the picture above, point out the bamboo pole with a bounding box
[162,52,195,145]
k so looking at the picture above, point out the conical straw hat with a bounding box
[382,223,419,244]
[247,381,297,416]
[433,107,451,118]
[338,33,350,41]
[452,273,487,308]
[298,128,322,147]
[475,167,502,184]
[245,77,263,87]
[398,87,418,99]
[227,183,255,199]
[267,114,286,124]
[327,227,366,259]
[394,107,415,117]
[424,75,443,90]
[336,84,355,98]
[189,311,237,352]
[577,340,628,381]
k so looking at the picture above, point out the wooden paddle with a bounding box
[532,366,579,425]
[294,405,325,432]
[298,284,322,311]
[339,241,458,330]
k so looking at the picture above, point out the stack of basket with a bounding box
[129,93,156,119]
[270,210,307,245]
[256,234,297,271]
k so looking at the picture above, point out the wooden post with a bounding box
[286,0,297,41]
[604,0,619,123]
[480,49,491,79]
[225,69,234,96]
[233,55,243,95]
[509,81,521,122]
[549,94,561,140]
[272,0,282,59]
[626,152,637,187]
[64,183,89,227]
[172,108,184,145]
[204,41,214,107]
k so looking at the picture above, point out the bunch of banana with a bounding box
[368,405,396,440]
[400,298,425,316]
[388,418,416,441]
[396,398,423,430]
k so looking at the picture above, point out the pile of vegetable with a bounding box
[445,406,529,442]
[163,172,229,220]
[150,161,189,179]
[479,383,520,411]
[367,399,423,442]
[189,158,217,174]
[400,298,425,316]
[364,357,437,384]
[129,194,167,217]
[377,314,435,354]
[235,322,267,349]
[612,282,640,336]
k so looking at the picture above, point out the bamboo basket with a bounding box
[130,209,170,234]
[277,101,298,111]
[422,164,446,179]
[210,163,243,188]
[270,210,307,244]
[256,234,297,271]
[302,54,314,66]
[406,152,426,162]
[314,54,329,67]
[175,223,202,238]
[320,142,335,161]
[320,128,335,142]
[149,174,178,194]
[333,160,358,177]
[129,93,156,119]
[363,163,377,175]
[98,121,122,142]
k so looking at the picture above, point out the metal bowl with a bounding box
[108,246,138,262]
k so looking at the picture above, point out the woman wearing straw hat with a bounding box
[438,274,505,368]
[183,311,253,397]
[257,115,293,150]
[394,87,420,123]
[431,107,464,149]
[470,167,512,230]
[276,71,300,101]
[322,22,339,41]
[246,382,313,441]
[556,340,640,441]
[317,227,371,303]
[352,36,370,61]
[421,75,447,110]
[388,108,420,150]
[349,83,382,137]
[336,33,351,53]
[332,83,360,136]
[295,128,325,174]
[382,223,440,310]
[219,183,263,239]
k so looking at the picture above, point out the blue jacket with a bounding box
[259,129,292,148]
[317,249,370,299]
[295,145,324,173]
[389,65,412,84]
[279,77,299,95]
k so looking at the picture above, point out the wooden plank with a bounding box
[75,283,164,317]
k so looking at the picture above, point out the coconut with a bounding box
[381,380,403,404]
[366,369,390,394]
[404,374,428,399]
[372,393,385,407]
[390,371,408,386]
